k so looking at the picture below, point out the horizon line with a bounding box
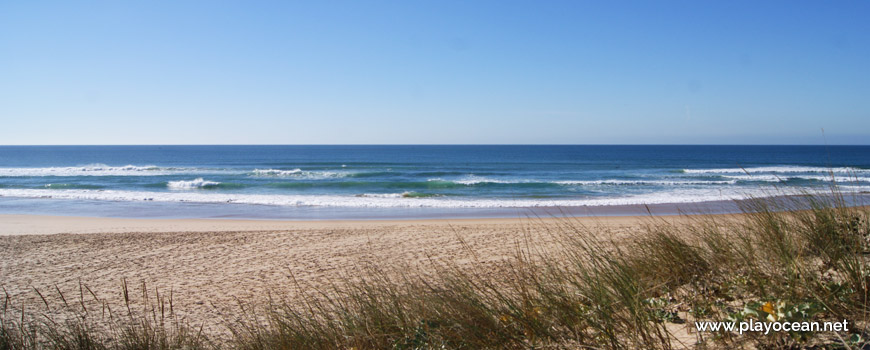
[1,144,868,147]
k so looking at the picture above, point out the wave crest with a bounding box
[167,178,221,189]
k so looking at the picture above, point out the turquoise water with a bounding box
[0,145,868,219]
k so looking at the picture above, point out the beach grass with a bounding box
[2,188,868,349]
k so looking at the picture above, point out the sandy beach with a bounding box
[0,213,710,335]
[3,1,867,346]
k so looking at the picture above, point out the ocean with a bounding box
[0,145,868,219]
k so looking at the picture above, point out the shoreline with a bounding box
[0,195,788,223]
[1,192,866,232]
[0,195,750,221]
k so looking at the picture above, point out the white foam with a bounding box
[452,178,524,185]
[167,178,221,189]
[2,186,865,208]
[251,168,303,176]
[428,176,531,185]
[683,166,868,175]
[356,192,407,198]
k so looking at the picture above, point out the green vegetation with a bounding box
[2,190,868,349]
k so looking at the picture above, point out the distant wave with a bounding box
[427,176,541,186]
[251,168,303,176]
[683,166,869,174]
[2,187,866,208]
[250,168,349,179]
[167,178,221,189]
[451,178,528,185]
[0,165,365,178]
[0,164,217,177]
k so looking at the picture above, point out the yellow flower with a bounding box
[761,302,778,321]
[761,302,774,314]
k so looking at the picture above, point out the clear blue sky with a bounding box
[1,1,868,145]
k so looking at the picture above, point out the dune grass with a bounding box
[1,279,209,350]
[2,190,869,349]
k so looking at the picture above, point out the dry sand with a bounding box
[0,213,720,335]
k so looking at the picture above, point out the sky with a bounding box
[1,1,868,145]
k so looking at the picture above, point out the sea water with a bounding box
[0,145,868,219]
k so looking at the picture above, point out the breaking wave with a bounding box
[167,178,221,189]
